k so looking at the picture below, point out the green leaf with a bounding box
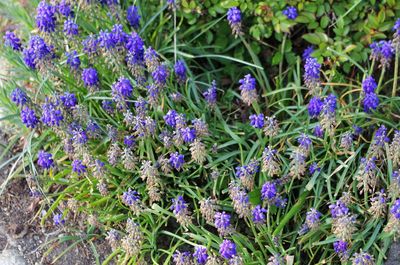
[302,32,329,45]
[320,16,330,28]
[272,52,283,66]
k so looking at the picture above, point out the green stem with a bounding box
[279,34,287,86]
[392,46,399,97]
[273,190,309,236]
[376,67,386,94]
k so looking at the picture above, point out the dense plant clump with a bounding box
[1,0,400,264]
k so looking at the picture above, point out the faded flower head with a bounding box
[171,196,191,226]
[239,74,258,106]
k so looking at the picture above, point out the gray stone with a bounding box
[0,249,27,265]
[386,241,400,265]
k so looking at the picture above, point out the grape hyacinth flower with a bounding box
[356,157,377,194]
[298,133,312,154]
[122,188,143,215]
[263,116,279,137]
[102,100,114,114]
[370,40,394,67]
[304,57,321,93]
[390,130,400,168]
[362,76,377,94]
[169,152,185,171]
[124,135,135,149]
[170,196,191,226]
[302,46,314,61]
[152,64,169,87]
[37,150,54,169]
[249,113,264,129]
[368,189,387,218]
[289,148,307,179]
[219,239,237,260]
[371,125,389,157]
[36,1,57,33]
[252,205,267,225]
[144,46,159,72]
[193,246,208,265]
[11,88,27,106]
[214,211,232,236]
[63,18,79,36]
[363,92,379,113]
[234,160,259,191]
[203,80,217,106]
[66,50,81,70]
[58,0,73,17]
[164,110,178,128]
[127,5,140,28]
[227,7,242,37]
[261,181,277,201]
[173,250,192,265]
[60,92,77,109]
[228,182,251,218]
[82,67,99,90]
[305,208,321,230]
[23,48,36,69]
[106,229,120,251]
[121,219,144,257]
[309,162,320,175]
[82,35,99,57]
[112,77,133,107]
[390,199,400,219]
[351,251,375,265]
[41,98,63,127]
[308,96,323,118]
[239,74,258,106]
[174,60,187,83]
[53,213,65,226]
[140,161,163,203]
[393,18,400,48]
[329,200,357,241]
[329,200,349,218]
[261,146,280,177]
[282,6,298,20]
[320,94,337,133]
[72,159,86,175]
[340,132,353,151]
[199,198,216,224]
[192,119,209,137]
[99,24,128,52]
[24,35,53,70]
[3,31,22,51]
[299,207,321,235]
[21,107,39,129]
[190,139,206,164]
[394,18,400,36]
[333,240,349,260]
[180,127,196,143]
[314,125,324,138]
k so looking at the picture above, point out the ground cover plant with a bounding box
[1,0,400,264]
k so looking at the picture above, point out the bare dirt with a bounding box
[0,128,112,265]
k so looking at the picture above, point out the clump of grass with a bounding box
[1,1,400,264]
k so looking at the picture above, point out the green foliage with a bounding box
[145,0,400,73]
[0,0,400,264]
